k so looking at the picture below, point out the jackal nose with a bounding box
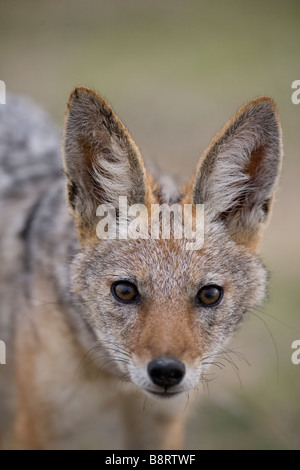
[147,357,185,388]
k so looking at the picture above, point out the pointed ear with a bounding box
[63,87,149,240]
[189,97,283,251]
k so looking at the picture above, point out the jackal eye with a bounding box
[197,285,223,307]
[111,281,139,303]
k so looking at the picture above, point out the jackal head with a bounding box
[63,87,282,399]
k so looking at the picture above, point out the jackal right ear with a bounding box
[63,87,149,239]
[187,97,283,251]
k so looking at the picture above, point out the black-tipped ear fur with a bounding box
[63,87,147,238]
[191,97,282,250]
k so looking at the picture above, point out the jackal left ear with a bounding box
[63,87,150,239]
[189,97,283,250]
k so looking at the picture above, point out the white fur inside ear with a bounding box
[194,102,281,224]
[193,100,282,244]
[202,128,259,217]
[91,136,132,205]
[63,89,148,236]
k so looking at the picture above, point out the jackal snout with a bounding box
[147,357,186,390]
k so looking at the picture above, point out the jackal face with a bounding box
[63,88,282,399]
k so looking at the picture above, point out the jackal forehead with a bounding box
[76,231,265,298]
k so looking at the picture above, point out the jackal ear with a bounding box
[63,87,148,238]
[191,97,282,250]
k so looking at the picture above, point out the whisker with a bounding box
[75,339,132,382]
[250,310,279,381]
[255,307,300,333]
[202,360,226,370]
[183,391,190,412]
[220,346,251,366]
[202,347,246,388]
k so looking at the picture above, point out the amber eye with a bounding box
[111,281,139,303]
[197,285,223,307]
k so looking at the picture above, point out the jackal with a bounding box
[0,88,282,449]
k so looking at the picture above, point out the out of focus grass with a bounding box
[0,0,299,449]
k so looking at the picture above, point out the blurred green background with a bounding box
[1,0,299,449]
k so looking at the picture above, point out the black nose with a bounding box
[147,357,185,389]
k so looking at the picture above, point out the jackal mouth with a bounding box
[145,389,183,399]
